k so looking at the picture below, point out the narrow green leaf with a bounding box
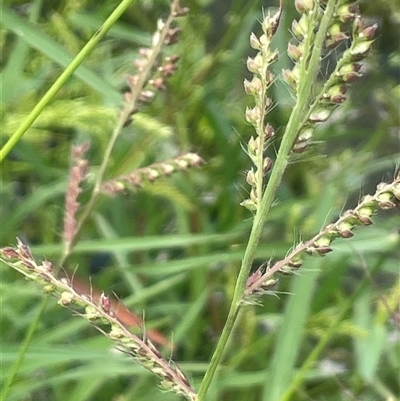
[1,6,121,103]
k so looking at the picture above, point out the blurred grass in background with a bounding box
[1,0,399,400]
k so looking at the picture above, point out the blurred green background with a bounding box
[1,0,399,400]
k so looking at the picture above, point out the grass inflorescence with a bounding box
[1,1,399,401]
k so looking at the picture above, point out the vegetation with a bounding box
[1,0,399,400]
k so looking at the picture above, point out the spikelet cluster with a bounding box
[285,0,378,153]
[102,153,204,194]
[63,142,90,252]
[0,240,198,401]
[245,173,400,298]
[240,6,282,211]
[122,0,189,124]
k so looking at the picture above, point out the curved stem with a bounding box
[59,0,182,265]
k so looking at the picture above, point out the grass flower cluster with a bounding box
[1,1,398,401]
[1,239,197,401]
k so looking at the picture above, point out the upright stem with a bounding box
[196,1,337,398]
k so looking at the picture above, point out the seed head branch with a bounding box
[0,239,198,401]
[102,152,204,195]
[63,142,90,256]
[245,173,400,298]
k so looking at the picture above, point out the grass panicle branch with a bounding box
[102,152,204,195]
[63,142,90,256]
[0,239,198,401]
[287,2,378,152]
[245,172,400,297]
[241,5,281,211]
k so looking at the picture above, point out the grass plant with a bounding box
[1,0,399,400]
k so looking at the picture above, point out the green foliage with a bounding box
[1,0,399,401]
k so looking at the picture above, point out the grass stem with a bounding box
[197,1,337,398]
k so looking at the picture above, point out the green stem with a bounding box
[0,0,135,163]
[59,0,181,265]
[196,1,337,399]
[0,296,50,401]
